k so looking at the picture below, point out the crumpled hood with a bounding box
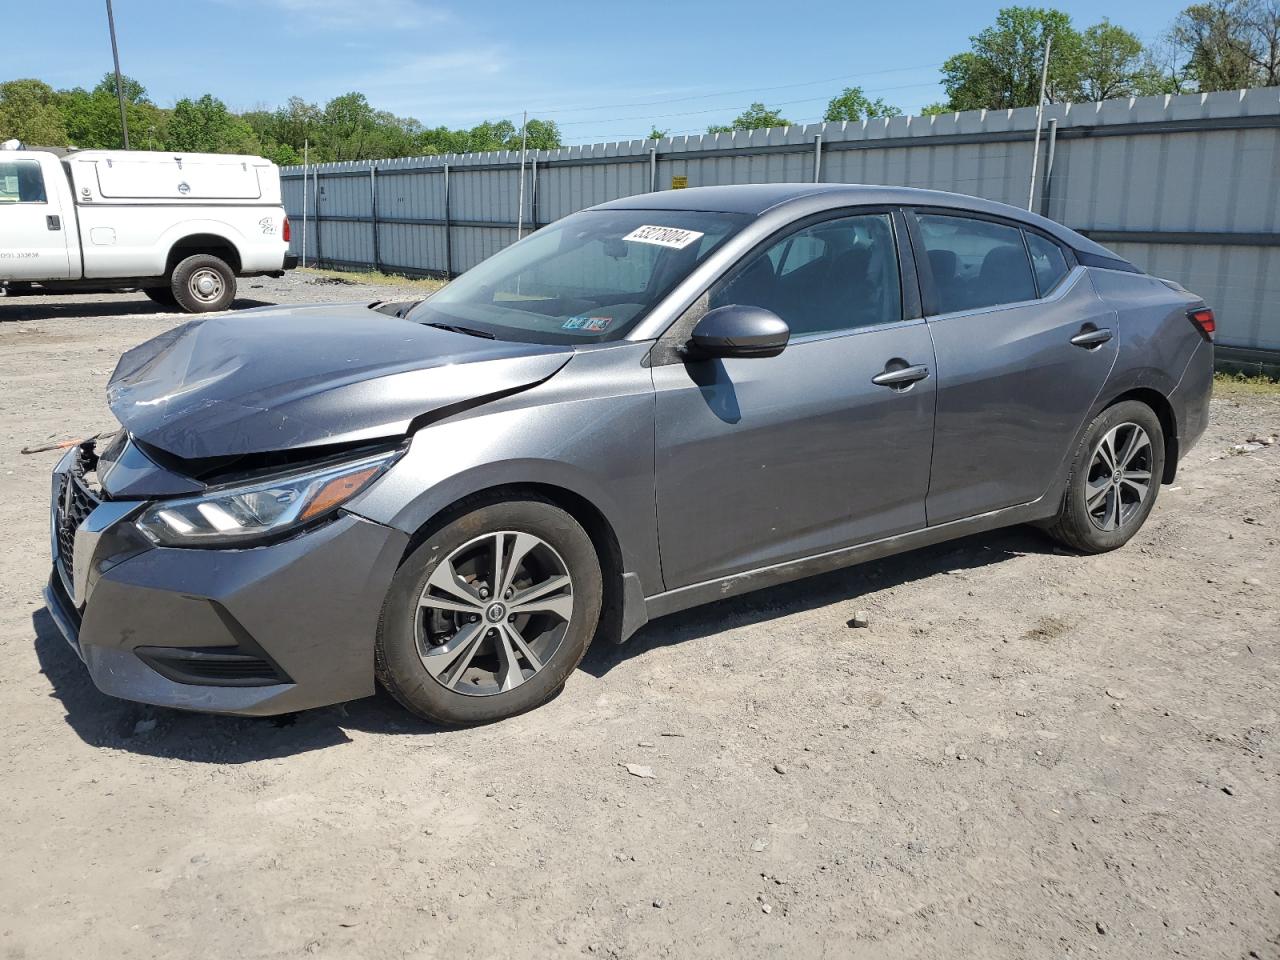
[107,302,573,459]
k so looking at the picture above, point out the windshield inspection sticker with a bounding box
[622,225,705,250]
[563,316,613,332]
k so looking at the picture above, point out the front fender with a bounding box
[344,368,661,596]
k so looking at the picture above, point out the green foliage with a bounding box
[0,79,68,145]
[647,127,669,140]
[167,94,259,154]
[1079,19,1157,101]
[823,86,900,122]
[0,75,562,163]
[919,102,952,116]
[937,2,1278,112]
[707,102,790,133]
[942,7,1083,110]
[1170,0,1280,91]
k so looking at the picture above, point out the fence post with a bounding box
[443,162,453,278]
[813,134,822,183]
[369,165,380,272]
[530,157,538,231]
[312,166,323,268]
[649,147,657,192]
[1039,118,1059,219]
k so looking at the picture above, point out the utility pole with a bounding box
[301,139,309,268]
[105,0,130,149]
[1027,33,1052,211]
[516,110,528,239]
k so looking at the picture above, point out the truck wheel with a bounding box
[171,254,236,313]
[143,287,179,309]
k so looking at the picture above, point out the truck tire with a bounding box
[143,287,179,309]
[170,254,236,313]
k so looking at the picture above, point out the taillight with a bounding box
[282,216,291,243]
[1188,307,1215,341]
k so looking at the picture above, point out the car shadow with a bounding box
[0,297,274,322]
[580,524,1059,678]
[31,607,447,764]
[30,524,1060,762]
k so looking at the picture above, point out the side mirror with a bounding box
[688,304,789,359]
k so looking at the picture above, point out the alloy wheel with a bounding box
[414,531,574,696]
[1085,422,1153,531]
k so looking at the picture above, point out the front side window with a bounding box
[916,213,1036,314]
[1024,231,1070,294]
[0,160,48,203]
[710,213,902,338]
[410,209,747,343]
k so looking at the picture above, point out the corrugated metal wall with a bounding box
[282,87,1280,352]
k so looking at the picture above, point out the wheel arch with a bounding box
[1101,387,1179,484]
[394,481,630,646]
[166,233,243,274]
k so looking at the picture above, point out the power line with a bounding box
[550,79,945,131]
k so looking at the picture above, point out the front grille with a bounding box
[55,471,99,586]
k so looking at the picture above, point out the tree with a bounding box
[167,94,258,153]
[1079,19,1155,100]
[0,79,69,146]
[823,86,900,121]
[647,127,669,139]
[57,73,165,149]
[919,102,952,115]
[707,102,791,133]
[1170,0,1280,90]
[941,7,1084,110]
[513,118,562,150]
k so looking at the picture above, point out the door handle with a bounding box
[46,215,61,231]
[872,363,930,388]
[1070,326,1113,348]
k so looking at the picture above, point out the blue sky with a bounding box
[13,0,1186,144]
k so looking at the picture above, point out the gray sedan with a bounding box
[45,184,1214,725]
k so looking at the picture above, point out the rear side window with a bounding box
[710,213,902,337]
[916,214,1036,314]
[1024,231,1070,294]
[0,160,48,203]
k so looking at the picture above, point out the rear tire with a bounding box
[1046,400,1165,554]
[143,287,179,309]
[375,497,602,726]
[170,254,236,313]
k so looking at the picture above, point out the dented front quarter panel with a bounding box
[346,341,664,596]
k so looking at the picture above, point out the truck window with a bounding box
[0,160,48,203]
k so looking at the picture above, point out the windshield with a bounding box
[408,209,749,343]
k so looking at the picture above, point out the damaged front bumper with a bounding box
[44,440,408,716]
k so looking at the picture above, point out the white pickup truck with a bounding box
[0,146,295,312]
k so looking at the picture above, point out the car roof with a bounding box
[594,183,1121,262]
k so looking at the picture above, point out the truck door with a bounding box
[0,156,72,281]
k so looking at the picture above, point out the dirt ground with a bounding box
[1,277,1277,960]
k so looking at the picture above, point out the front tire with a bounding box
[375,498,602,726]
[170,254,236,313]
[1046,400,1165,554]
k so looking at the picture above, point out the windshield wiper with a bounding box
[424,321,497,340]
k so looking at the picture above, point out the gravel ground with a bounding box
[1,277,1278,960]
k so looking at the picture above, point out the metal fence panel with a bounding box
[281,86,1280,352]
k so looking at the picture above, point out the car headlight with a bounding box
[135,449,399,547]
